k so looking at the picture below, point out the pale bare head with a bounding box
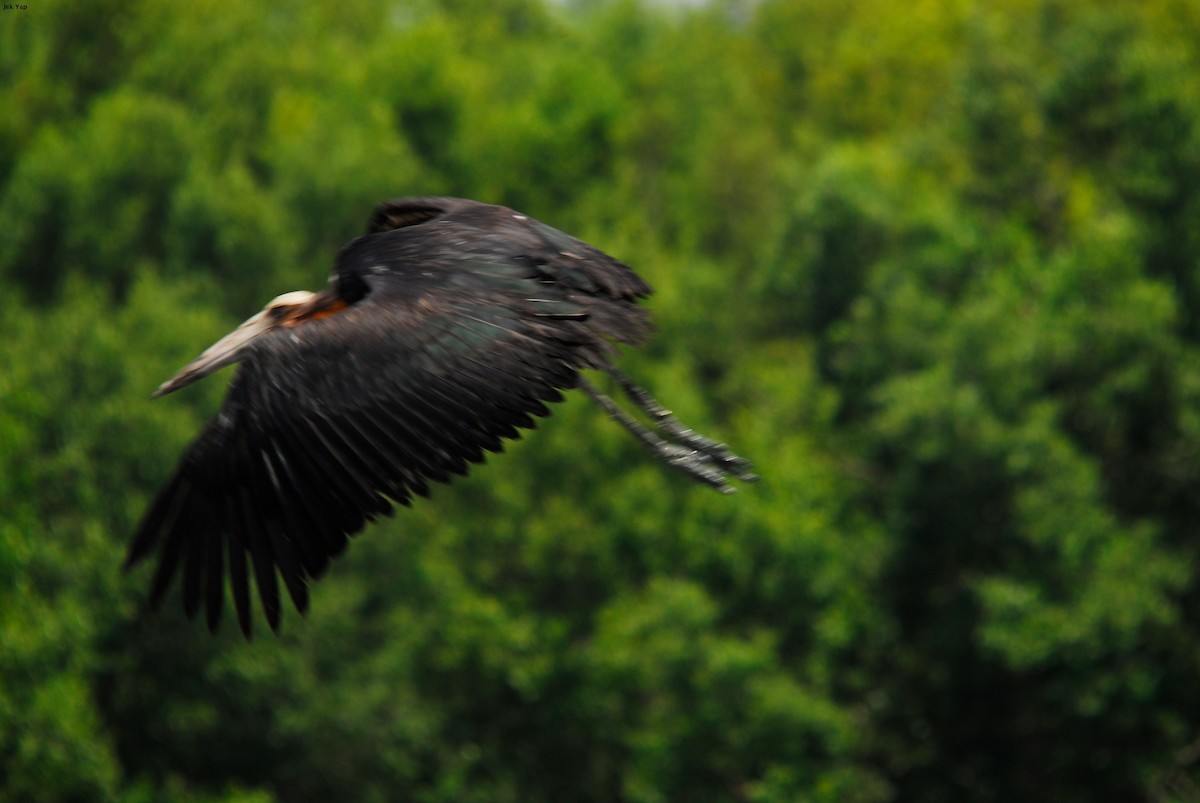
[153,288,339,398]
[265,290,317,312]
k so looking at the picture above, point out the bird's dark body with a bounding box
[129,197,751,637]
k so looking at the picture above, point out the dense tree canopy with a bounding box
[2,0,1199,800]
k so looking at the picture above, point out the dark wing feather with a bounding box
[362,197,653,348]
[128,201,652,635]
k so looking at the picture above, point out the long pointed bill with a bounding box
[153,311,273,398]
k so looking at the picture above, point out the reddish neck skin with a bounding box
[286,296,347,326]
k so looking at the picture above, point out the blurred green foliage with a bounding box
[2,0,1199,800]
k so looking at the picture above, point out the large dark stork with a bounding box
[127,197,756,637]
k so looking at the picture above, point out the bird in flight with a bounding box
[127,197,756,637]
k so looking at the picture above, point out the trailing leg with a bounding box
[601,362,757,483]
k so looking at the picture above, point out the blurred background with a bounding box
[2,0,1200,800]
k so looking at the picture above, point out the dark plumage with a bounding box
[127,197,755,637]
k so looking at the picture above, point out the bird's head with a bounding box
[153,289,342,398]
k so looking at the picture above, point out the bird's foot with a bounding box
[659,442,756,494]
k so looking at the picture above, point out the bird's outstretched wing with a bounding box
[127,222,651,638]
